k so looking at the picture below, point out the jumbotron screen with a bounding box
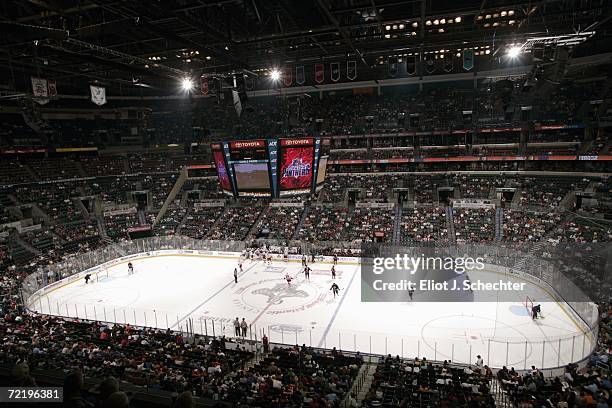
[316,157,328,185]
[278,138,314,195]
[233,162,271,196]
[315,138,331,191]
[230,140,272,196]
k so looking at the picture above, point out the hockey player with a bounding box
[84,273,92,284]
[333,254,338,265]
[330,282,340,298]
[304,265,310,280]
[531,304,541,319]
[234,267,238,283]
[302,255,306,267]
[331,265,336,280]
[285,273,293,286]
[239,261,243,273]
[127,262,134,275]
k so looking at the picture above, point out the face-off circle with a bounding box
[233,278,327,314]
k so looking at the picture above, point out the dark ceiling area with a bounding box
[0,0,610,96]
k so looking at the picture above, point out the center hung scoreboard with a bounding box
[211,137,330,198]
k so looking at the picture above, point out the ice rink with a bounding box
[29,252,595,369]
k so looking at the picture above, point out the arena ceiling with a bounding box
[0,0,610,95]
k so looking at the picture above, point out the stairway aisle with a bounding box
[392,205,402,244]
[495,207,504,241]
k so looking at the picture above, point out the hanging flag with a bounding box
[330,62,340,82]
[90,85,107,106]
[315,63,324,84]
[47,79,57,97]
[31,77,48,98]
[463,49,474,71]
[295,66,305,85]
[443,56,454,73]
[346,60,357,80]
[200,76,209,95]
[31,77,49,105]
[388,57,398,77]
[283,67,292,87]
[406,56,417,75]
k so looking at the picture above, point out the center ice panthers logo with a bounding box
[252,283,308,304]
[283,158,310,178]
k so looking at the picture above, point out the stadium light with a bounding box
[270,69,281,81]
[507,45,522,58]
[181,77,194,92]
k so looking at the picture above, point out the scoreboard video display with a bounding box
[229,140,272,197]
[211,143,233,195]
[211,137,329,198]
[315,138,331,192]
[278,138,314,196]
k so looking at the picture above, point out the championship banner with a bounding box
[315,63,324,84]
[283,67,292,87]
[90,85,107,106]
[200,76,209,95]
[31,77,48,98]
[463,49,474,71]
[347,60,357,80]
[47,79,57,97]
[296,66,305,85]
[330,62,340,82]
[388,57,398,77]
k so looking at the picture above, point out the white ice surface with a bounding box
[31,253,593,368]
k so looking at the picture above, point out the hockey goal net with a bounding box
[94,268,109,283]
[523,296,535,314]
